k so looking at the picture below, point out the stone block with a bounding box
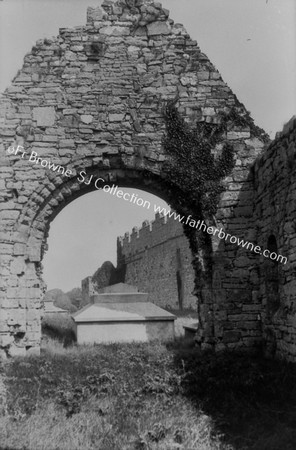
[33,107,55,127]
[71,45,84,52]
[203,107,215,116]
[0,210,20,220]
[28,245,41,262]
[228,313,258,322]
[0,244,13,254]
[234,256,251,268]
[135,26,147,37]
[80,115,93,124]
[87,6,104,23]
[60,139,75,148]
[227,131,250,140]
[223,330,241,343]
[197,71,209,80]
[10,257,25,275]
[101,26,130,36]
[109,113,125,122]
[147,22,170,36]
[0,334,14,347]
[1,299,19,308]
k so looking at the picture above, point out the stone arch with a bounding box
[0,0,268,356]
[24,164,187,263]
[6,162,199,356]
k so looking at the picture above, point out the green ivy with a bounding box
[161,101,270,260]
[162,101,236,219]
[162,101,269,221]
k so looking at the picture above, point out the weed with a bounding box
[1,339,296,449]
[41,313,76,347]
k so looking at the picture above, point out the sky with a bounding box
[0,0,295,291]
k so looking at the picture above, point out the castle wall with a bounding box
[117,213,197,310]
[254,117,296,361]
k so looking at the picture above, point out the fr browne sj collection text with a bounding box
[7,144,115,189]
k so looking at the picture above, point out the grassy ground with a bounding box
[41,313,76,347]
[1,339,296,450]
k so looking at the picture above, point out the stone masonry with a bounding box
[117,212,197,310]
[81,260,124,305]
[1,0,293,359]
[82,212,197,310]
[254,116,296,360]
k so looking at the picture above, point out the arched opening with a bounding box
[6,162,211,355]
[42,188,169,294]
[30,168,201,347]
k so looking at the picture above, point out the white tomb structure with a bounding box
[44,298,67,314]
[72,283,176,344]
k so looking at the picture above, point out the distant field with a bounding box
[1,339,296,450]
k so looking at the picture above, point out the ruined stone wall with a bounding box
[117,212,197,310]
[81,260,124,305]
[0,0,267,356]
[254,117,296,361]
[81,277,96,305]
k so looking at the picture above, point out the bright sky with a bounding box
[0,0,295,290]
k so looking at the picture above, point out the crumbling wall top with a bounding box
[87,0,170,26]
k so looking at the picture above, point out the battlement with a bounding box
[117,212,185,261]
[117,209,196,310]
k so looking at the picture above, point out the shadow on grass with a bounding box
[41,313,76,347]
[2,337,296,449]
[170,338,296,450]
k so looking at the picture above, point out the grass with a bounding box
[0,339,296,449]
[41,313,76,347]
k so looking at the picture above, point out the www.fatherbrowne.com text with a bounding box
[6,145,287,265]
[153,205,287,265]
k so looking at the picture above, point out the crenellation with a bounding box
[115,212,196,310]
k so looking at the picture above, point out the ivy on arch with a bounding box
[160,100,268,341]
[161,99,269,248]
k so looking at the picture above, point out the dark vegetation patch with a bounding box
[172,343,296,450]
[41,313,76,347]
[1,340,296,449]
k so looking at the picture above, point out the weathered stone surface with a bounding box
[109,113,125,122]
[83,213,196,311]
[87,6,105,23]
[10,257,25,275]
[33,107,55,127]
[147,21,170,36]
[254,116,296,361]
[0,0,284,359]
[80,115,93,124]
